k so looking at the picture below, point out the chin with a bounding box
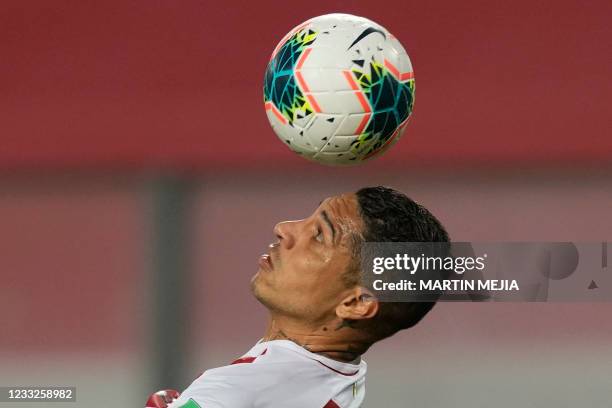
[250,275,268,302]
[250,273,262,295]
[251,281,281,312]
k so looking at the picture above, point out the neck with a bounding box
[261,314,371,363]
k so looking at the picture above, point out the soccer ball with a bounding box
[263,13,415,166]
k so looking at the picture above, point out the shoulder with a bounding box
[167,346,281,408]
[170,341,367,408]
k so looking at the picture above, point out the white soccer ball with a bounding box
[263,13,415,166]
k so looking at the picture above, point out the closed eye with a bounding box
[320,210,336,243]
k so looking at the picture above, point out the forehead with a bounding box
[318,193,363,237]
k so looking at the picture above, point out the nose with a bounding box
[274,220,297,249]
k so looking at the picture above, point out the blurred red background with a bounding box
[1,2,611,407]
[1,0,610,169]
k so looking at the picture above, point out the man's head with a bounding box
[251,186,449,341]
[251,193,365,326]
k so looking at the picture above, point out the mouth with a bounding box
[258,242,279,271]
[258,253,273,271]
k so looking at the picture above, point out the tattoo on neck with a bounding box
[268,329,313,352]
[267,328,362,362]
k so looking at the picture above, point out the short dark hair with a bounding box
[355,186,450,338]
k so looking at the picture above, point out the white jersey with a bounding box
[168,340,366,408]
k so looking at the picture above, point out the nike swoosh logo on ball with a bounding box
[347,27,387,50]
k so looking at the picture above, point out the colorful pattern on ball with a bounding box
[350,60,415,157]
[263,14,416,165]
[263,29,318,125]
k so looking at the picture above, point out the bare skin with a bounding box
[251,193,379,363]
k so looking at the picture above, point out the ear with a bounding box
[336,286,379,321]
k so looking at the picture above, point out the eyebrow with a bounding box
[320,210,336,242]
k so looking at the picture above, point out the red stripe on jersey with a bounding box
[316,360,359,376]
[323,399,340,408]
[231,356,257,364]
[231,348,267,365]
